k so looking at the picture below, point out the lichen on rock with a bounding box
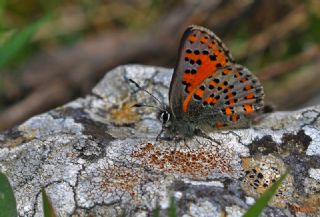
[0,65,319,217]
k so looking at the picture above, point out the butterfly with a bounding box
[132,25,264,139]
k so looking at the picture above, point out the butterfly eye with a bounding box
[160,111,170,124]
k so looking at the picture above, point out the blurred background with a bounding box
[0,0,319,131]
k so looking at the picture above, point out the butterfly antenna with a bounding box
[128,79,166,109]
[132,103,166,111]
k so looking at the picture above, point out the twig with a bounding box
[265,62,320,109]
[0,80,71,130]
[235,5,308,60]
[257,45,320,81]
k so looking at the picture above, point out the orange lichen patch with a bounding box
[290,204,318,213]
[2,137,27,148]
[241,155,294,208]
[241,157,251,170]
[132,143,232,178]
[288,194,320,213]
[100,165,144,197]
[243,156,320,212]
[110,101,140,125]
[304,195,320,209]
[220,211,227,217]
[131,143,154,158]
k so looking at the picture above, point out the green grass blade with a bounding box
[152,204,160,217]
[0,0,7,30]
[0,172,17,217]
[168,196,177,217]
[41,188,57,217]
[243,171,289,217]
[0,16,49,70]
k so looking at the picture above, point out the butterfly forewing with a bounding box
[169,25,235,118]
[168,25,264,131]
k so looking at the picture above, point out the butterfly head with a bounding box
[128,78,174,133]
[158,107,172,129]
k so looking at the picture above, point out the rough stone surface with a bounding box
[0,64,319,217]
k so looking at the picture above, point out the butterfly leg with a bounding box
[156,129,176,141]
[182,138,192,152]
[172,138,188,162]
[194,128,212,140]
[156,128,164,141]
